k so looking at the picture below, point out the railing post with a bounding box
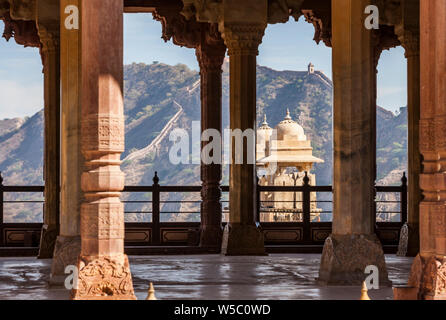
[256,176,260,223]
[303,172,311,243]
[0,172,3,246]
[373,180,377,234]
[401,172,408,224]
[152,172,161,245]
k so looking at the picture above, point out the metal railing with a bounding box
[0,173,44,246]
[0,171,408,247]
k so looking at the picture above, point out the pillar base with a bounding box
[71,254,136,300]
[397,223,420,257]
[49,236,81,286]
[318,234,391,286]
[401,254,446,300]
[38,224,58,259]
[200,225,223,248]
[221,223,266,256]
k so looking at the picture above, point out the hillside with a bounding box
[0,62,408,222]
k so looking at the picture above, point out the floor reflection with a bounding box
[0,254,413,300]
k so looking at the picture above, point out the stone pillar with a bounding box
[49,0,82,285]
[405,40,421,257]
[72,0,135,300]
[318,0,390,285]
[395,2,421,258]
[38,23,60,259]
[400,0,446,300]
[220,21,267,256]
[196,37,226,248]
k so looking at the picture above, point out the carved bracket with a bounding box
[373,25,401,68]
[1,11,40,47]
[153,4,226,67]
[301,8,331,47]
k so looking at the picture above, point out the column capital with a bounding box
[221,22,266,56]
[182,0,268,55]
[38,22,59,54]
[196,24,226,71]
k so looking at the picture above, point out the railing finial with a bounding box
[153,171,159,185]
[303,171,310,186]
[0,171,3,186]
[402,172,407,186]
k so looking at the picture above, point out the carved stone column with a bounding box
[220,22,267,256]
[395,2,421,257]
[318,0,390,285]
[396,0,446,300]
[196,31,226,248]
[37,22,60,259]
[49,0,81,285]
[72,0,135,300]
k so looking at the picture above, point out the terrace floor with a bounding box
[0,254,412,300]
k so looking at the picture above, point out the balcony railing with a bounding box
[0,171,407,250]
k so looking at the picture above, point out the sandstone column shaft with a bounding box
[197,42,226,248]
[318,0,389,285]
[38,25,60,259]
[50,0,82,285]
[72,0,135,300]
[406,42,421,256]
[395,0,421,257]
[220,23,266,255]
[402,0,446,300]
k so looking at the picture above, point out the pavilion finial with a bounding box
[285,109,292,120]
[262,114,268,126]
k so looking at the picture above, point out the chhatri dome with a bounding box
[257,109,323,172]
[275,109,307,141]
[257,114,273,144]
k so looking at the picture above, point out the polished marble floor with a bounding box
[0,254,413,300]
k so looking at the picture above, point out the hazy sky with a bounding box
[0,13,407,119]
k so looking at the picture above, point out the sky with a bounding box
[0,14,407,119]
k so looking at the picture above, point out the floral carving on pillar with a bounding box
[75,255,134,298]
[407,255,446,299]
[72,0,135,300]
